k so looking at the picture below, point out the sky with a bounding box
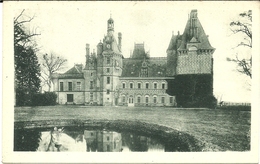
[9,1,257,103]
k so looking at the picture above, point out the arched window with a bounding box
[129,82,133,89]
[137,82,141,89]
[153,82,157,89]
[145,82,149,89]
[162,82,166,89]
[145,95,149,103]
[153,96,157,103]
[137,96,141,103]
[122,82,126,89]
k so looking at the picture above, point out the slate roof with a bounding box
[64,64,83,74]
[121,57,167,77]
[57,64,84,79]
[178,10,214,51]
[167,34,182,51]
[167,10,214,52]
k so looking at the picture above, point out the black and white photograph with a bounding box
[2,1,260,163]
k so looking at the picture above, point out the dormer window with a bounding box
[142,61,147,67]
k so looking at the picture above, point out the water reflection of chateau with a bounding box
[84,130,164,152]
[84,130,122,152]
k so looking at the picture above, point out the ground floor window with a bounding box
[90,92,93,101]
[170,97,173,103]
[161,97,165,104]
[153,97,157,103]
[129,97,133,103]
[67,94,73,102]
[137,97,141,103]
[145,97,149,103]
[122,96,125,103]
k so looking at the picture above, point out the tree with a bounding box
[41,53,67,91]
[14,10,41,106]
[228,10,252,78]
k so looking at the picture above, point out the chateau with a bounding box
[52,10,215,107]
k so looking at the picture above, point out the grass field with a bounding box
[14,105,251,151]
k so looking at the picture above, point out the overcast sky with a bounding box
[9,1,257,102]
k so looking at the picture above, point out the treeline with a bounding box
[16,92,57,106]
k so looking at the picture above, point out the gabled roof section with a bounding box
[55,64,84,79]
[178,10,214,51]
[121,57,167,77]
[64,64,83,74]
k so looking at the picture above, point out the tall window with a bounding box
[107,77,110,84]
[145,97,149,103]
[161,97,165,104]
[122,83,126,89]
[68,82,72,91]
[146,83,149,89]
[138,83,141,89]
[137,97,141,103]
[76,82,81,91]
[90,92,93,101]
[107,89,110,94]
[170,97,173,103]
[153,97,157,103]
[107,57,110,64]
[154,83,157,89]
[162,83,165,89]
[60,82,64,91]
[130,83,133,89]
[90,81,93,89]
[107,68,110,73]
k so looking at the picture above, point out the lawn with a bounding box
[14,105,251,151]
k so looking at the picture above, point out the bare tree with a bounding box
[41,53,67,91]
[227,10,252,78]
[14,9,41,106]
[14,9,40,48]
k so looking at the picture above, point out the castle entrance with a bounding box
[128,96,134,107]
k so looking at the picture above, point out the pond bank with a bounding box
[14,106,251,151]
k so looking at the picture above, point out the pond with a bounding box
[14,126,193,152]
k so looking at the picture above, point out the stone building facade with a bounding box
[52,10,215,107]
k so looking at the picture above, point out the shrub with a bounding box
[31,92,57,106]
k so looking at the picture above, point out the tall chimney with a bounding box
[85,43,90,65]
[118,32,122,52]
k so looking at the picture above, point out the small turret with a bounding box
[85,43,90,65]
[97,41,103,55]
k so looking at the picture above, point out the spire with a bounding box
[177,9,215,51]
